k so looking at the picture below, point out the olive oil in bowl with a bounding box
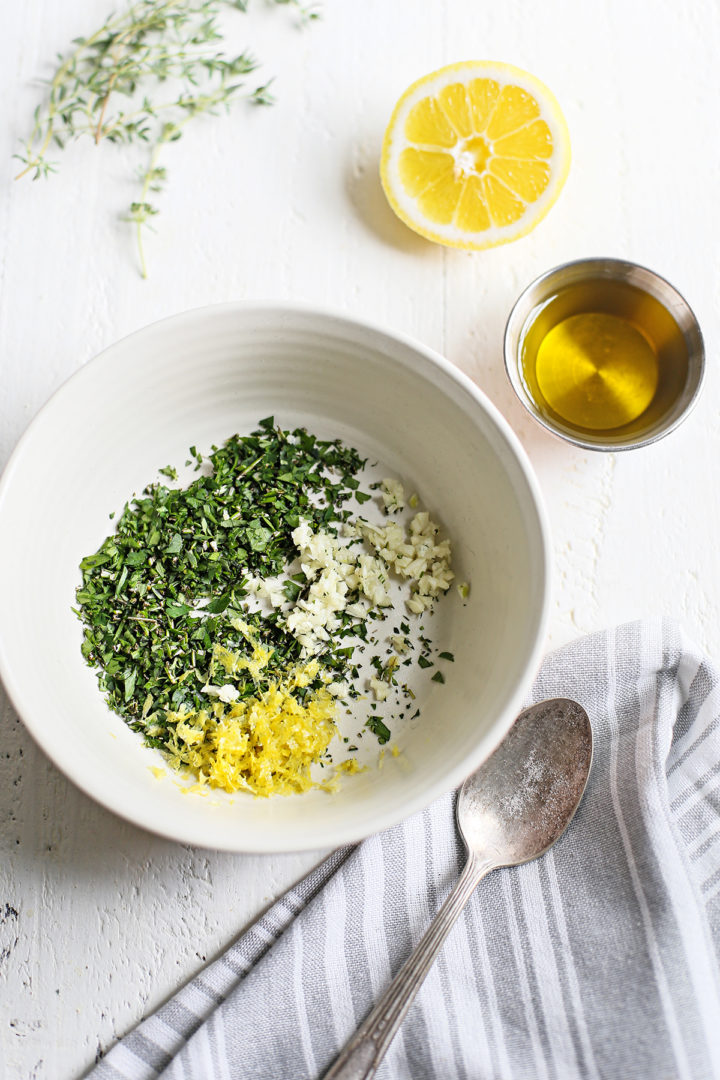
[504,260,704,451]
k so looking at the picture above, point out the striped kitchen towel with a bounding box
[91,620,720,1079]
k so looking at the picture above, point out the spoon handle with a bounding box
[323,852,494,1080]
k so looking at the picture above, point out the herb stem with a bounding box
[95,69,119,145]
[136,139,164,279]
[14,13,121,179]
[15,0,312,271]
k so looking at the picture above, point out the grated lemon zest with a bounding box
[336,757,367,775]
[164,663,338,797]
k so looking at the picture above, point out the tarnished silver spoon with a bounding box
[324,697,593,1080]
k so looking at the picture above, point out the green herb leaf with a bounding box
[366,716,391,744]
[246,521,272,552]
[206,592,232,614]
[283,579,303,602]
[166,533,183,555]
[166,602,191,618]
[124,669,137,702]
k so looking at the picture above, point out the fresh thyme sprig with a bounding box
[15,0,311,276]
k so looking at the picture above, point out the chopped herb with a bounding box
[76,421,366,738]
[438,651,455,662]
[75,417,456,793]
[166,602,191,618]
[283,579,304,603]
[366,716,391,744]
[246,521,273,552]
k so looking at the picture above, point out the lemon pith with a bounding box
[381,62,571,250]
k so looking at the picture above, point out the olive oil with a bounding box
[520,279,689,439]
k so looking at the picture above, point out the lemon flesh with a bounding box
[381,62,571,250]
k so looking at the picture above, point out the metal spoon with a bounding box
[324,697,593,1080]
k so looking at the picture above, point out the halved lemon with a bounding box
[381,61,571,250]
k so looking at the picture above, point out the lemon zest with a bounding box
[164,663,338,797]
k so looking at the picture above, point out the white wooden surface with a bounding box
[1,1,719,1076]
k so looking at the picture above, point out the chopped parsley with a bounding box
[366,716,391,744]
[75,419,457,772]
[75,421,366,745]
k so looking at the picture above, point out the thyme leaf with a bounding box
[15,0,318,276]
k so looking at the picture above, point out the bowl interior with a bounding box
[0,305,549,851]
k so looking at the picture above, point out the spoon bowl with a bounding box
[458,697,593,866]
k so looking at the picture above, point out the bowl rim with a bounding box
[0,300,552,852]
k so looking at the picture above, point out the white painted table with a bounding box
[1,1,719,1075]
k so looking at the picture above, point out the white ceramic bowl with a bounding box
[0,304,550,852]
